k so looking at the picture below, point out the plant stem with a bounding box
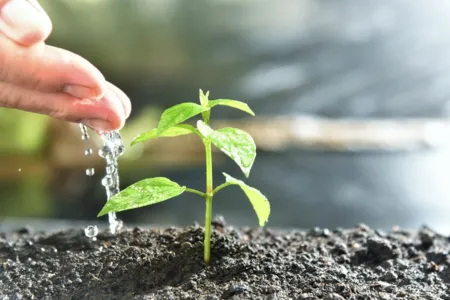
[212,182,231,196]
[203,109,211,124]
[184,188,206,198]
[204,139,213,265]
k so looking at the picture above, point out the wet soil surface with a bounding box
[1,218,450,300]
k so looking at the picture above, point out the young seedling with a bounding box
[97,90,271,264]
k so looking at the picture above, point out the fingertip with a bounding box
[18,13,52,46]
[0,0,53,46]
[82,117,124,133]
[106,82,131,118]
[94,88,126,132]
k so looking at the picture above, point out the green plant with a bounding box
[98,90,271,264]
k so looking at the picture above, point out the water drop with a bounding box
[117,145,125,156]
[106,165,115,174]
[79,124,90,141]
[84,225,98,239]
[79,124,88,133]
[86,168,95,176]
[98,146,111,158]
[79,126,126,235]
[101,177,113,187]
[98,130,125,234]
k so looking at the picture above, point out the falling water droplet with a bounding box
[84,225,98,241]
[98,146,112,158]
[99,131,125,234]
[79,123,89,135]
[117,145,125,156]
[79,124,125,235]
[101,176,113,187]
[80,125,95,176]
[106,165,115,174]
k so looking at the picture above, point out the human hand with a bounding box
[0,0,131,132]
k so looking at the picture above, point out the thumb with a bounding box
[0,0,52,46]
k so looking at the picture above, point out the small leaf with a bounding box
[97,177,185,217]
[197,121,256,177]
[157,102,209,134]
[199,89,210,106]
[223,173,270,226]
[131,124,197,146]
[197,120,214,136]
[208,99,255,116]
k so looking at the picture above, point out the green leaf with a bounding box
[197,121,256,177]
[208,99,255,116]
[199,89,210,107]
[223,173,270,227]
[157,102,209,134]
[131,124,197,146]
[97,177,185,217]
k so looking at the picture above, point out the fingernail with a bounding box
[63,85,102,100]
[81,119,111,133]
[0,0,51,44]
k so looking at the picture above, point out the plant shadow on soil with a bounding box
[1,217,450,299]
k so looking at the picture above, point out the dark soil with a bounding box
[1,218,450,300]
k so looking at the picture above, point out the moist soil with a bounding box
[1,218,450,300]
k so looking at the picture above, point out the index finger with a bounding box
[0,0,52,46]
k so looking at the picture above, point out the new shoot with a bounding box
[98,90,271,264]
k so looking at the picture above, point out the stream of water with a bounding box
[79,124,125,237]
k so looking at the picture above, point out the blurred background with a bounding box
[2,0,450,234]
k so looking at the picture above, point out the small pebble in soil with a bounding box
[309,227,330,237]
[426,250,448,265]
[367,237,396,262]
[356,223,371,232]
[223,284,251,298]
[419,227,435,248]
[325,293,345,300]
[375,229,387,237]
[17,227,31,235]
[11,292,23,300]
[382,271,398,282]
[211,215,226,228]
[381,259,394,269]
[332,242,348,255]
